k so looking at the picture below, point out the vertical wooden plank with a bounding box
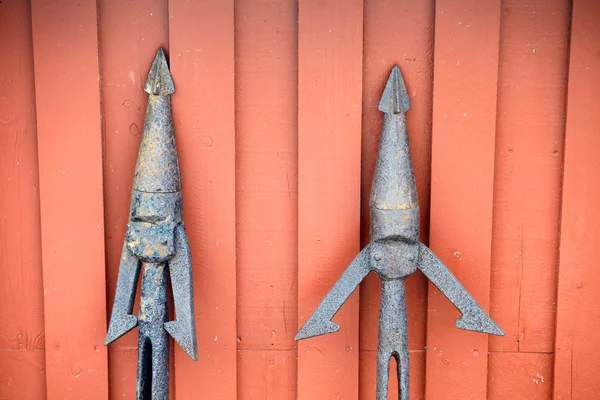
[169,2,237,399]
[106,349,137,399]
[426,0,500,398]
[553,1,600,399]
[238,351,297,399]
[0,0,45,350]
[97,1,169,397]
[488,353,553,399]
[297,1,363,399]
[360,0,434,398]
[235,1,298,398]
[0,1,46,398]
[489,0,570,355]
[30,0,109,397]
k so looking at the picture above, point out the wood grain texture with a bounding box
[488,352,553,399]
[297,1,363,399]
[360,0,434,398]
[30,0,109,397]
[235,0,298,398]
[426,0,500,398]
[169,1,237,398]
[97,1,169,397]
[489,0,570,355]
[0,0,45,360]
[553,0,600,398]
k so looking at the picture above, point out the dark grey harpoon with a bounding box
[105,48,198,400]
[295,65,504,400]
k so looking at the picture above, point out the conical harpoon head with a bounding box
[370,65,418,212]
[133,48,181,193]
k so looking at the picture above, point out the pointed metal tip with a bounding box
[378,65,410,114]
[164,320,198,361]
[295,318,340,341]
[144,48,175,96]
[455,313,505,336]
[104,314,139,345]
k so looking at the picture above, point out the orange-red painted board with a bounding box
[488,352,553,399]
[0,0,45,357]
[0,351,46,400]
[238,350,297,400]
[235,0,299,397]
[297,1,363,398]
[97,0,169,397]
[30,0,109,397]
[169,1,237,398]
[426,0,500,398]
[360,0,434,398]
[489,0,570,354]
[553,1,600,399]
[359,351,425,400]
[106,348,137,400]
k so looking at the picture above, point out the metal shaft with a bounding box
[372,67,415,400]
[377,279,409,400]
[137,262,170,400]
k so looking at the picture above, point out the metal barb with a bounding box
[296,65,503,400]
[106,48,197,400]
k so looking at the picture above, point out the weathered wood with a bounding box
[0,11,46,400]
[97,0,169,397]
[30,0,109,397]
[235,1,298,398]
[360,0,434,398]
[0,0,45,354]
[489,0,570,355]
[553,0,600,398]
[426,0,500,398]
[297,1,363,398]
[2,2,596,398]
[169,1,237,398]
[488,352,553,399]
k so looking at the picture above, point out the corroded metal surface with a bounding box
[296,65,504,400]
[105,49,197,400]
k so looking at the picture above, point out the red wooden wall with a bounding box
[0,0,598,399]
